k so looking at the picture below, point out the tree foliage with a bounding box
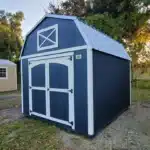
[0,11,24,61]
[47,0,150,75]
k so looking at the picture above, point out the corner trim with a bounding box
[21,59,24,113]
[87,47,94,136]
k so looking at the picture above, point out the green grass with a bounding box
[132,88,150,102]
[132,79,150,89]
[0,99,21,110]
[0,119,62,150]
[0,90,20,96]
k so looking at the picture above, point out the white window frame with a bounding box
[37,24,58,51]
[0,67,8,79]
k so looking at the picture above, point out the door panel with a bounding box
[50,92,69,121]
[32,90,46,115]
[31,64,45,87]
[29,54,74,129]
[49,63,68,89]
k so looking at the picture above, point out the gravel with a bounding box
[58,102,150,150]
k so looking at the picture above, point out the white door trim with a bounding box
[28,53,75,129]
[29,52,73,62]
[31,112,71,127]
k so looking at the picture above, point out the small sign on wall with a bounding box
[76,54,82,60]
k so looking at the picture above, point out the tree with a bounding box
[0,10,24,61]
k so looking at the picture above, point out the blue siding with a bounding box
[93,50,130,133]
[22,49,88,135]
[22,59,29,115]
[32,90,46,115]
[32,64,45,87]
[50,92,69,121]
[49,63,68,89]
[22,17,86,56]
[74,50,88,134]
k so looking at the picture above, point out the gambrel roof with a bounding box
[21,14,131,60]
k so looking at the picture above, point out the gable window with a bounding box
[37,24,58,51]
[0,67,7,79]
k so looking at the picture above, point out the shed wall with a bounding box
[0,66,17,92]
[93,50,130,133]
[22,49,88,135]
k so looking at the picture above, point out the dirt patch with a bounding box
[58,102,150,150]
[0,107,23,125]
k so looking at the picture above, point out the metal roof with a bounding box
[0,59,16,66]
[20,14,131,60]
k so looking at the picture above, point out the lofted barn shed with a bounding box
[0,59,17,92]
[20,14,131,137]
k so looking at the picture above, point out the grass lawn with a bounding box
[0,87,150,150]
[0,99,21,110]
[0,119,62,150]
[132,88,150,102]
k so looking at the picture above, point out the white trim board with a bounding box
[21,60,24,113]
[31,112,72,127]
[37,24,58,51]
[21,45,87,60]
[87,47,94,136]
[28,54,75,130]
[29,52,73,62]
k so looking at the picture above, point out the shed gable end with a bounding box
[22,17,86,57]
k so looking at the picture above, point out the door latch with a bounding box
[68,89,73,93]
[69,56,72,61]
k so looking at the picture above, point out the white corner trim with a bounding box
[37,24,58,51]
[21,60,24,113]
[87,47,94,136]
[21,45,88,60]
[74,20,91,47]
[0,67,8,80]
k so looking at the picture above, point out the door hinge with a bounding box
[70,121,73,126]
[69,56,72,61]
[69,89,73,93]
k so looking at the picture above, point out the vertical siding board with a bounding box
[93,50,130,133]
[22,59,29,115]
[74,50,88,134]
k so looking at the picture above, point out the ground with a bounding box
[0,88,150,150]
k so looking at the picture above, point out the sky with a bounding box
[0,0,62,36]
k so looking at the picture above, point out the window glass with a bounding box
[0,68,7,78]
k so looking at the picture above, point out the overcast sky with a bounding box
[0,0,63,36]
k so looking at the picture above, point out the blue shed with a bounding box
[20,14,131,137]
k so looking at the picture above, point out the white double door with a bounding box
[29,55,75,129]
